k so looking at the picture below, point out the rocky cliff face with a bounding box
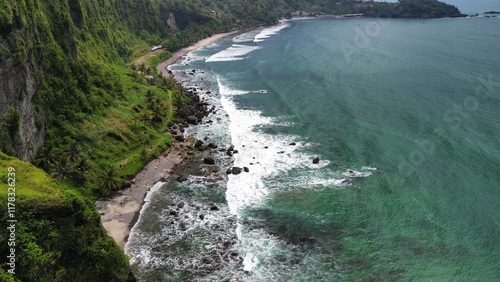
[0,0,84,161]
[0,53,45,161]
[0,9,45,162]
[167,12,179,31]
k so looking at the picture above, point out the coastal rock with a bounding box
[243,167,250,173]
[226,168,232,175]
[177,175,188,182]
[208,143,218,149]
[223,241,232,249]
[313,157,320,164]
[185,137,196,146]
[210,206,219,211]
[195,140,204,147]
[175,135,185,142]
[177,202,185,208]
[187,115,198,124]
[231,167,242,175]
[204,157,216,165]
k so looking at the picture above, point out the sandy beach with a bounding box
[157,30,241,78]
[97,30,239,248]
[96,142,185,247]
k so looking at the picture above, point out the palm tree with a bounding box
[75,157,91,176]
[74,157,91,184]
[100,166,121,194]
[65,142,81,163]
[50,159,70,182]
[34,145,56,170]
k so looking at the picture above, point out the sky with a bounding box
[380,0,500,14]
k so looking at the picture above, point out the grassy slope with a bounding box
[0,152,129,282]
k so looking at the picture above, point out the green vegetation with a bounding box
[0,108,20,156]
[147,51,172,69]
[359,0,464,18]
[0,152,129,281]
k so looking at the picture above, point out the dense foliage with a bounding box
[360,0,464,18]
[0,153,129,281]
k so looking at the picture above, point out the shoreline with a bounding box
[157,30,241,78]
[97,30,240,248]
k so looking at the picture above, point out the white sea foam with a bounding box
[233,30,262,43]
[206,44,260,62]
[125,181,165,262]
[218,79,348,274]
[342,169,373,178]
[254,23,290,42]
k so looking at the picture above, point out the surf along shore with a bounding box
[96,30,240,248]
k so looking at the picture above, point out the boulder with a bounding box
[185,136,196,146]
[204,157,216,165]
[243,167,250,173]
[210,206,219,211]
[177,175,188,182]
[187,115,197,124]
[232,167,242,175]
[195,140,204,147]
[313,157,320,164]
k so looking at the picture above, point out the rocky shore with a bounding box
[96,28,253,248]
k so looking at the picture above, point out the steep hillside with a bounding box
[0,152,129,281]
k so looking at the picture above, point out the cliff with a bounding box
[0,152,129,281]
[0,1,45,161]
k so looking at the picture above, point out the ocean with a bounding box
[126,15,500,281]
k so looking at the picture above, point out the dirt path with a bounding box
[133,48,165,67]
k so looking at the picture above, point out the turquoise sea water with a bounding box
[127,16,500,281]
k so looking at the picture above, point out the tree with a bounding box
[100,166,121,193]
[74,157,91,184]
[65,142,81,163]
[34,145,57,170]
[50,159,70,182]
